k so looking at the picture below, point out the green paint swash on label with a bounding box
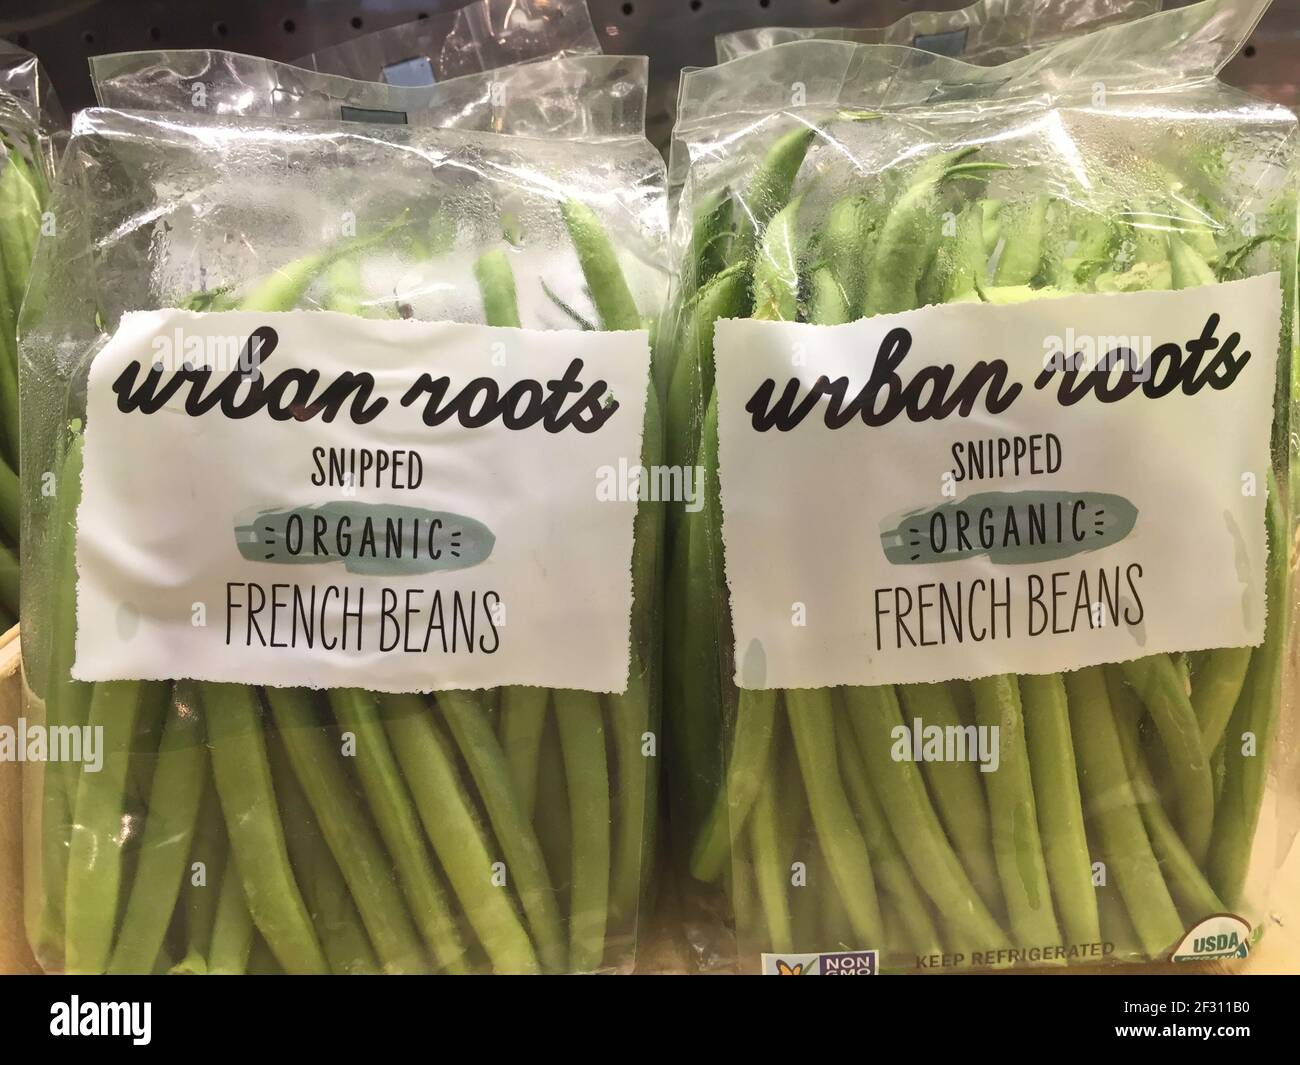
[881,490,1138,566]
[235,501,495,575]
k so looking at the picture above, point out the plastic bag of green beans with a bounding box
[0,40,61,633]
[663,0,1297,974]
[21,52,666,975]
[714,0,1163,64]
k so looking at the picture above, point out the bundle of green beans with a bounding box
[29,199,661,975]
[0,127,45,630]
[664,114,1292,970]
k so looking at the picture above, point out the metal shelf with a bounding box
[2,0,1297,146]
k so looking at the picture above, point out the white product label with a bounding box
[74,309,650,694]
[714,275,1282,690]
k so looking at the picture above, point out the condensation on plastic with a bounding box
[90,50,649,140]
[662,0,1298,972]
[0,38,66,164]
[295,0,601,83]
[714,0,1164,65]
[21,62,667,974]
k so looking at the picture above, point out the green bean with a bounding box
[607,654,655,931]
[0,152,37,466]
[748,720,795,954]
[664,263,748,471]
[322,256,365,316]
[237,252,334,313]
[170,775,226,974]
[107,681,208,974]
[500,686,549,821]
[474,247,522,328]
[1169,233,1217,289]
[327,687,468,973]
[668,461,725,833]
[1209,480,1288,905]
[560,199,641,331]
[1065,667,1183,959]
[1096,879,1143,963]
[1192,647,1252,752]
[897,682,1001,914]
[203,683,328,975]
[683,189,733,295]
[123,680,172,831]
[838,713,944,958]
[733,124,818,260]
[0,539,17,616]
[237,224,403,313]
[730,832,761,958]
[207,858,255,975]
[819,840,855,950]
[807,265,850,324]
[992,197,1048,285]
[265,686,428,974]
[981,199,1004,257]
[968,675,1062,952]
[823,193,880,317]
[64,680,157,973]
[0,455,19,544]
[559,200,659,957]
[689,688,778,883]
[865,148,994,315]
[35,434,91,955]
[534,710,573,907]
[1053,210,1116,292]
[1020,673,1098,948]
[267,732,380,975]
[553,689,611,972]
[771,711,859,950]
[631,353,666,654]
[751,195,803,321]
[1118,655,1213,863]
[940,202,988,302]
[379,693,539,973]
[437,689,566,972]
[1127,200,1171,266]
[246,933,281,975]
[1108,674,1225,920]
[841,684,1008,948]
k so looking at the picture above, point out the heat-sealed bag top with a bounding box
[23,52,666,975]
[663,0,1296,973]
[295,0,600,83]
[0,38,65,159]
[715,0,1164,64]
[90,40,640,139]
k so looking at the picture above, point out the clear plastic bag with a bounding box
[90,47,647,140]
[715,0,1164,64]
[663,0,1296,972]
[295,0,600,84]
[23,55,666,975]
[0,40,61,633]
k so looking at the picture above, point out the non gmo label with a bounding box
[761,950,879,975]
[715,275,1281,690]
[74,309,650,693]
